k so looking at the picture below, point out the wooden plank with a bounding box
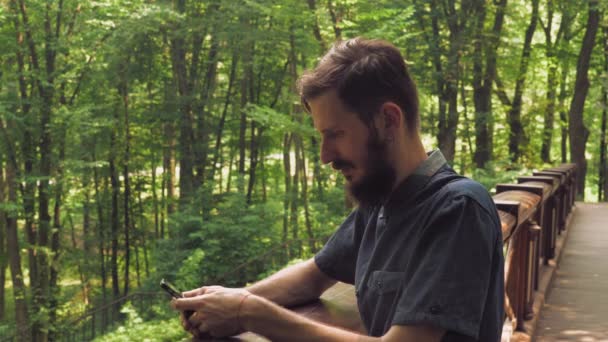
[535,203,608,340]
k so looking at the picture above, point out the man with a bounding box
[173,38,504,342]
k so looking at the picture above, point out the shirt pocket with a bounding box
[367,270,404,296]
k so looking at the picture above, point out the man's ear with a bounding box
[381,102,403,130]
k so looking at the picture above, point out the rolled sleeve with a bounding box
[314,209,363,284]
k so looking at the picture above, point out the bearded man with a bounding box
[173,37,504,342]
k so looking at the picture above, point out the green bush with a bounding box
[93,302,188,342]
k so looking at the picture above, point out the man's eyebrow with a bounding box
[321,126,340,135]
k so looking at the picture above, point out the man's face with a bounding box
[309,91,396,207]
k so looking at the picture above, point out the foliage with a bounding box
[0,0,607,341]
[92,303,188,342]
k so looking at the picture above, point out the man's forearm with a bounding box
[242,295,376,342]
[246,258,335,307]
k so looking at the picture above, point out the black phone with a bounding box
[160,278,183,298]
[160,279,194,319]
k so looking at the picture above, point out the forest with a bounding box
[0,0,607,340]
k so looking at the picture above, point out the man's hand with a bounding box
[172,286,252,338]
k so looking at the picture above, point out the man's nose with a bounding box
[320,140,335,165]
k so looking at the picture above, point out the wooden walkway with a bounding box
[535,202,608,341]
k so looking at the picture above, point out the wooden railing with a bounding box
[494,163,577,334]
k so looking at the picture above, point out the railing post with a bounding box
[526,222,541,319]
[515,223,527,331]
[545,195,557,260]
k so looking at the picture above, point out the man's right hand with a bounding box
[176,285,248,338]
[177,285,221,338]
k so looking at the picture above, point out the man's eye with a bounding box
[328,131,344,139]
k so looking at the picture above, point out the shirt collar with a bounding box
[383,149,447,214]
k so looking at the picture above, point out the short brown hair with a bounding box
[298,37,419,132]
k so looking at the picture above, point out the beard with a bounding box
[333,137,397,208]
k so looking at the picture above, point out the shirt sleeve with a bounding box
[314,208,364,284]
[391,194,501,339]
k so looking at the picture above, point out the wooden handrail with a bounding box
[493,163,577,333]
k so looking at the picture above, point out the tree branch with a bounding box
[494,75,512,107]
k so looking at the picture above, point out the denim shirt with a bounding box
[315,150,504,341]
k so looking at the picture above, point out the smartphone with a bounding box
[160,279,183,298]
[160,279,194,319]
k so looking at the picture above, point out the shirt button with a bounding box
[376,281,382,288]
[429,305,442,315]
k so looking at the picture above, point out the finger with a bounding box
[182,310,199,331]
[201,321,209,332]
[180,313,189,330]
[189,327,201,338]
[183,286,208,298]
[186,311,207,329]
[183,313,201,329]
[173,296,207,311]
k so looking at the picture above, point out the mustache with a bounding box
[332,159,355,171]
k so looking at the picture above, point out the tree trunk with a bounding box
[82,174,91,288]
[119,68,131,296]
[194,28,219,191]
[239,30,254,194]
[540,0,570,163]
[247,123,262,204]
[5,154,31,341]
[599,25,608,201]
[440,0,462,163]
[282,133,292,262]
[226,145,236,194]
[239,79,248,194]
[558,59,569,163]
[151,157,159,239]
[419,0,462,163]
[423,0,448,159]
[473,0,505,168]
[540,63,558,163]
[506,0,539,162]
[307,0,327,53]
[0,160,6,320]
[137,184,150,277]
[297,136,316,253]
[109,123,121,303]
[162,122,175,239]
[290,137,300,258]
[48,124,67,341]
[68,212,88,307]
[132,199,141,289]
[171,0,196,209]
[261,146,268,202]
[568,0,599,199]
[163,122,176,216]
[206,50,238,215]
[92,151,108,329]
[10,0,39,307]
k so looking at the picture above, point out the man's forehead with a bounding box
[309,91,355,130]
